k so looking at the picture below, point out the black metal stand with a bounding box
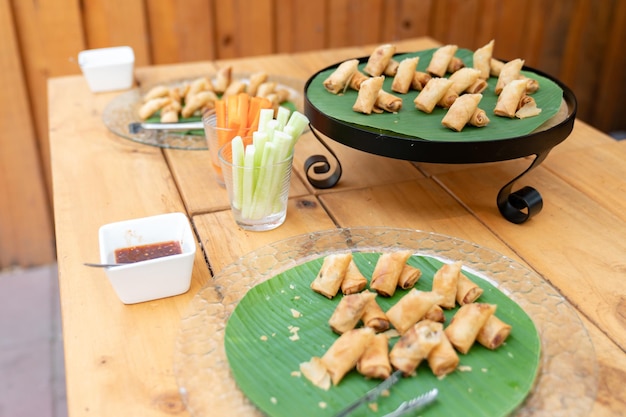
[303,125,342,189]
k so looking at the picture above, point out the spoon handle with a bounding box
[83,262,128,268]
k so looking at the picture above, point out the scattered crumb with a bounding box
[291,371,301,377]
[507,352,514,358]
[318,402,327,409]
[280,289,285,294]
[270,397,277,404]
[382,329,400,339]
[289,284,295,290]
[468,387,473,393]
[260,335,268,341]
[290,308,302,318]
[272,332,276,337]
[437,374,447,380]
[481,368,488,373]
[288,325,300,341]
[294,295,301,300]
[380,389,390,397]
[368,403,379,412]
[458,365,473,372]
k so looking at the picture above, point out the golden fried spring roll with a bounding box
[476,315,512,349]
[386,290,441,334]
[256,81,277,98]
[370,250,413,297]
[138,97,171,120]
[322,327,375,385]
[143,85,170,102]
[222,80,247,98]
[427,332,460,376]
[466,78,488,94]
[469,108,490,127]
[398,264,422,289]
[160,102,181,123]
[448,68,482,95]
[490,58,505,77]
[521,76,540,93]
[456,273,484,305]
[515,95,542,119]
[445,303,496,354]
[182,91,218,118]
[341,260,368,295]
[361,298,390,332]
[329,291,377,334]
[424,304,445,323]
[349,70,370,91]
[426,44,458,77]
[473,39,495,80]
[323,59,359,94]
[414,78,453,114]
[310,253,353,299]
[213,66,232,94]
[375,90,403,113]
[441,94,483,132]
[352,76,384,115]
[364,44,397,76]
[494,79,527,118]
[391,57,420,94]
[411,71,432,91]
[447,56,465,73]
[357,333,392,379]
[185,77,214,103]
[495,58,524,95]
[246,71,268,96]
[389,320,443,375]
[300,356,331,390]
[384,59,400,76]
[437,89,459,109]
[432,261,463,308]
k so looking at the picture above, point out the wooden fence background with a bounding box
[1,0,625,268]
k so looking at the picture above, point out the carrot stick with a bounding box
[236,93,250,139]
[248,96,272,132]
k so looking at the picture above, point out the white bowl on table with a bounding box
[98,212,196,304]
[78,46,135,93]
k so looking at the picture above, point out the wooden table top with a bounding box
[48,37,626,417]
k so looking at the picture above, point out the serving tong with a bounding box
[332,369,438,417]
[128,121,204,134]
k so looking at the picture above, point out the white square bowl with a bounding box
[78,46,135,93]
[98,212,196,304]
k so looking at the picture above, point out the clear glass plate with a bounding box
[101,73,304,150]
[174,227,597,416]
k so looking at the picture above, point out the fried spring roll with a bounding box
[476,315,512,349]
[323,59,359,94]
[310,253,353,299]
[398,264,422,289]
[370,250,413,297]
[143,85,170,102]
[441,94,483,132]
[349,70,370,91]
[424,304,445,323]
[448,68,482,95]
[469,108,490,127]
[375,90,403,113]
[495,58,524,95]
[445,303,497,354]
[256,81,277,98]
[213,66,232,94]
[247,71,268,96]
[300,356,331,390]
[357,333,392,379]
[364,44,396,77]
[426,44,458,77]
[389,320,443,375]
[490,58,505,77]
[411,71,432,91]
[328,291,377,334]
[466,78,488,94]
[182,91,218,118]
[515,95,542,119]
[473,39,495,80]
[384,58,400,76]
[414,78,453,114]
[494,79,527,118]
[386,290,441,334]
[427,332,460,376]
[361,298,390,332]
[391,57,420,94]
[447,56,465,73]
[221,80,246,99]
[322,327,375,385]
[341,260,368,295]
[432,261,463,308]
[352,76,385,115]
[138,97,171,120]
[456,273,484,305]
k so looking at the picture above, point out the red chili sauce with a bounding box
[114,240,182,263]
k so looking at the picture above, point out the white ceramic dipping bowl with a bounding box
[78,46,135,92]
[98,212,196,304]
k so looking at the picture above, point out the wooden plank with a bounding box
[145,0,216,63]
[0,0,55,268]
[275,0,327,52]
[327,0,386,48]
[214,0,274,58]
[381,0,432,41]
[429,0,481,48]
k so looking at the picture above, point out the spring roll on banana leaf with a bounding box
[469,108,490,127]
[341,260,368,295]
[364,44,397,76]
[427,331,460,377]
[515,95,542,119]
[441,94,484,132]
[426,44,458,77]
[375,90,403,113]
[494,79,527,118]
[361,297,391,332]
[349,70,370,91]
[398,264,422,290]
[321,327,376,385]
[473,39,495,80]
[391,57,420,94]
[353,76,385,115]
[445,303,497,354]
[466,78,488,94]
[448,68,482,95]
[456,272,484,305]
[384,59,400,76]
[328,291,377,334]
[310,253,353,299]
[447,56,465,73]
[386,290,442,334]
[432,261,463,308]
[476,315,512,349]
[246,71,268,96]
[357,333,392,379]
[424,304,445,323]
[299,356,331,390]
[389,320,443,375]
[411,71,432,91]
[495,58,525,95]
[323,59,359,94]
[370,250,413,297]
[414,78,453,114]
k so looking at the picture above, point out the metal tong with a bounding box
[332,369,438,417]
[128,121,204,134]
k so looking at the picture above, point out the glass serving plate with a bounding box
[174,228,597,417]
[101,73,304,150]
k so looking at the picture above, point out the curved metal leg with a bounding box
[497,152,550,224]
[304,125,343,189]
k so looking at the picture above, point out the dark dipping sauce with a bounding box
[114,240,183,263]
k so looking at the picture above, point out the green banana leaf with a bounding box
[305,48,563,142]
[225,253,540,417]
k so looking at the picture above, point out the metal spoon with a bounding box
[83,262,130,268]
